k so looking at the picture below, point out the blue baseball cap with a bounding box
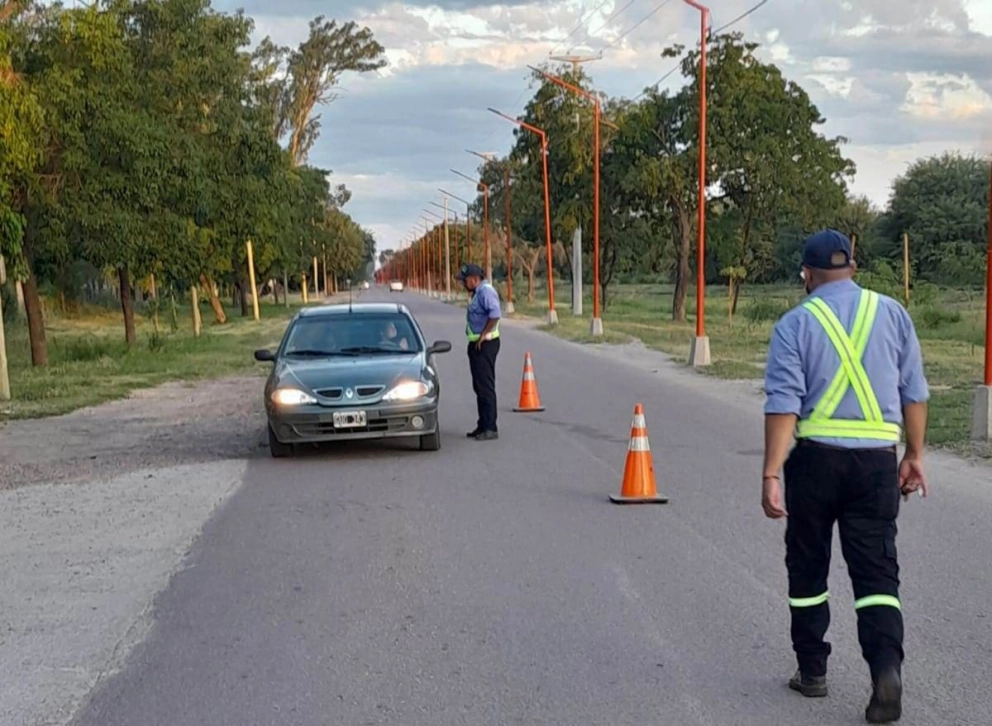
[802,229,853,270]
[456,263,485,281]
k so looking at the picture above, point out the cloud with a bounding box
[216,0,992,251]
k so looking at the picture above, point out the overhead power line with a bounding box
[547,0,613,57]
[601,0,676,52]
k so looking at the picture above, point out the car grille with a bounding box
[314,385,384,401]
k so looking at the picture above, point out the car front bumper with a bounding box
[267,399,438,444]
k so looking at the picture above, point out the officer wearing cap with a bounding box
[457,263,501,441]
[761,229,930,723]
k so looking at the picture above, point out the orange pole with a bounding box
[985,158,992,386]
[530,67,601,321]
[540,133,555,313]
[488,108,556,317]
[505,167,513,307]
[483,186,491,280]
[682,0,710,338]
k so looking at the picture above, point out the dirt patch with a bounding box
[0,376,268,490]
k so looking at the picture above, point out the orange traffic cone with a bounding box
[610,404,669,504]
[512,351,545,413]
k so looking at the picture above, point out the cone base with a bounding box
[609,494,669,504]
[513,406,546,413]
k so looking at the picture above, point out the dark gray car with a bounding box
[254,303,452,457]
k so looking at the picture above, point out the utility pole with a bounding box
[443,196,451,300]
[548,52,602,76]
[0,257,9,401]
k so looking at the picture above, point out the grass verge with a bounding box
[501,280,988,453]
[1,300,300,420]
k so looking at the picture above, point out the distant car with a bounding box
[389,280,404,292]
[254,303,452,457]
[361,280,370,290]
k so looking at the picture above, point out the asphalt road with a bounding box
[71,290,992,726]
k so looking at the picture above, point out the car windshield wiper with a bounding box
[284,349,359,357]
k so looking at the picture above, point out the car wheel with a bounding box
[419,426,441,451]
[268,425,293,458]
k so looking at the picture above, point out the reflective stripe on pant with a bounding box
[784,441,904,679]
[468,338,500,432]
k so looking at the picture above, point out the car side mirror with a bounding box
[254,349,276,363]
[427,341,452,355]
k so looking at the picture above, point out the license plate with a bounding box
[332,410,367,428]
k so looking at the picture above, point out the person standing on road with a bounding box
[761,229,930,724]
[457,263,501,441]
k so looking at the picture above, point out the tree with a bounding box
[878,152,990,285]
[278,16,386,166]
[606,85,697,321]
[684,32,854,313]
[1,0,46,365]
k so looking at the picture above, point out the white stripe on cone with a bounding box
[628,436,650,452]
[523,372,535,381]
[631,414,646,428]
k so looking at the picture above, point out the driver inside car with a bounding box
[379,321,409,351]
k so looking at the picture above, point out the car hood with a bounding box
[273,354,426,393]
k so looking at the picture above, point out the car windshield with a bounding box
[282,313,421,357]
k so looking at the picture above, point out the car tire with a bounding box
[268,425,293,458]
[419,426,441,452]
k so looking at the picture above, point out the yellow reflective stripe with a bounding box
[797,420,901,442]
[814,291,876,420]
[806,298,875,418]
[466,321,500,342]
[789,591,830,608]
[854,595,901,611]
[805,298,882,422]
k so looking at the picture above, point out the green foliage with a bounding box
[2,0,382,364]
[879,152,989,284]
[744,297,793,324]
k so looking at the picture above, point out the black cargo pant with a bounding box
[784,440,904,680]
[468,337,500,433]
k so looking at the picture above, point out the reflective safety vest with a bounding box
[795,290,902,443]
[466,282,501,342]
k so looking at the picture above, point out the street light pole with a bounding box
[468,150,515,314]
[430,201,455,301]
[452,169,492,281]
[488,107,558,325]
[974,158,992,441]
[443,197,451,300]
[529,66,604,335]
[682,0,711,367]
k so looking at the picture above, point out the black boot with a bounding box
[466,429,481,438]
[789,669,828,698]
[865,667,902,723]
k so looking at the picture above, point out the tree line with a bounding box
[0,0,385,367]
[384,32,989,320]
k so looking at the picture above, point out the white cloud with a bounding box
[227,0,992,250]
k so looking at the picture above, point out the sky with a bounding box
[212,0,992,254]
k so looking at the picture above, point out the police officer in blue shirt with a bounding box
[457,263,501,441]
[762,230,930,724]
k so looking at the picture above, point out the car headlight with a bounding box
[271,388,317,406]
[381,380,431,402]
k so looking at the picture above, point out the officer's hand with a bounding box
[475,339,483,352]
[762,476,787,519]
[898,456,928,500]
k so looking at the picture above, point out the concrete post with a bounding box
[973,386,992,442]
[572,226,583,317]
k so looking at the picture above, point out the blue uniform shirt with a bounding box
[467,280,501,335]
[764,279,930,449]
